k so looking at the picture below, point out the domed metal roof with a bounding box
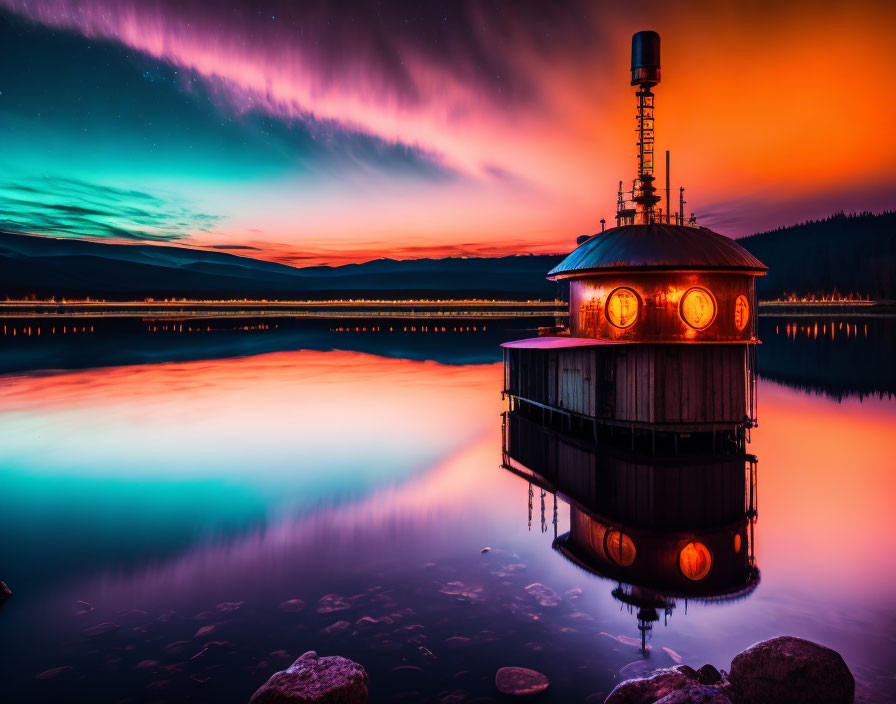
[547,224,767,279]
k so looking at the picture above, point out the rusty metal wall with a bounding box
[568,271,759,342]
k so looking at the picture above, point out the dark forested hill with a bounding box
[2,210,893,300]
[738,211,896,300]
[0,231,563,299]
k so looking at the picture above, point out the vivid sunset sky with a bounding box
[1,0,894,266]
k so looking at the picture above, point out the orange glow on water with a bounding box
[752,382,896,601]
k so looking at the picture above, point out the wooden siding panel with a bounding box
[506,344,750,426]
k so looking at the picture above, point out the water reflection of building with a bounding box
[502,410,759,652]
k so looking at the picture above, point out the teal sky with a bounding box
[0,8,454,260]
[2,1,894,265]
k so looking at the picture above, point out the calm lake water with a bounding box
[0,315,894,702]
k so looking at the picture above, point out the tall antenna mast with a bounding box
[665,150,671,224]
[630,31,662,225]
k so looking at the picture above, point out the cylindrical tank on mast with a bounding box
[630,31,662,224]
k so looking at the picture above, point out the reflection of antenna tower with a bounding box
[613,584,675,654]
[552,492,558,539]
[637,607,659,653]
[528,482,533,531]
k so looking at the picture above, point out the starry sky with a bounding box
[1,0,894,266]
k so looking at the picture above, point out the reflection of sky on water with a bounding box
[0,352,498,589]
[0,342,894,702]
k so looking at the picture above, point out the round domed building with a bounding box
[503,31,766,451]
[548,223,766,343]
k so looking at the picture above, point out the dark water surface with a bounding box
[0,316,894,702]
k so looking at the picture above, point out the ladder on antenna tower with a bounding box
[637,89,655,178]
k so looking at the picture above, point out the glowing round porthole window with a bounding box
[605,530,636,566]
[605,287,639,329]
[734,295,750,331]
[680,287,716,330]
[734,533,742,554]
[679,542,712,581]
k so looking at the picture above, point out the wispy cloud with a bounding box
[0,176,222,242]
[205,244,262,251]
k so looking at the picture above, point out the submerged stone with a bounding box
[618,660,657,680]
[322,620,351,635]
[524,582,561,607]
[83,621,119,637]
[0,581,10,603]
[279,599,306,613]
[316,594,351,614]
[663,647,684,664]
[164,640,190,656]
[494,667,550,696]
[34,666,74,681]
[249,651,368,704]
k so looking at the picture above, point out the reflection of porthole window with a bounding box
[680,287,716,330]
[734,295,750,331]
[734,533,742,553]
[605,288,639,328]
[679,542,712,580]
[605,530,636,566]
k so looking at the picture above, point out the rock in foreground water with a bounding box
[0,580,11,603]
[696,664,721,685]
[606,636,854,704]
[605,669,693,704]
[249,651,368,704]
[653,685,731,703]
[495,667,550,696]
[728,636,854,704]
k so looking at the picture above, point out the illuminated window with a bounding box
[680,287,716,329]
[605,530,636,566]
[605,288,639,328]
[734,295,750,331]
[679,542,712,580]
[734,533,742,553]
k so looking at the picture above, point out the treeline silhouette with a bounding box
[738,211,896,300]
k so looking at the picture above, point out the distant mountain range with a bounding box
[1,210,893,300]
[0,231,563,299]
